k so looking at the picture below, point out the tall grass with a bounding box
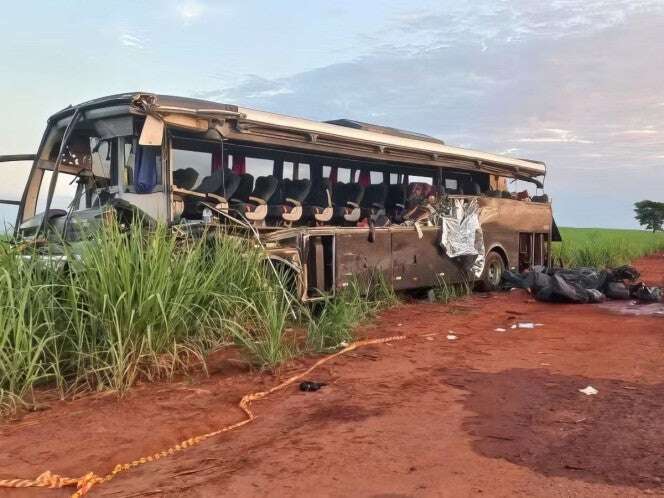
[0,221,295,416]
[553,227,664,268]
[0,254,59,412]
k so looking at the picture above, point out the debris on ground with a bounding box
[299,381,327,392]
[446,334,458,341]
[494,327,507,332]
[579,385,599,396]
[503,265,663,304]
[509,322,543,329]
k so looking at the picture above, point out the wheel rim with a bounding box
[487,260,502,286]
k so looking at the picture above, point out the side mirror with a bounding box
[139,115,164,146]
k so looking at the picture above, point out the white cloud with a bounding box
[119,33,144,49]
[177,0,205,24]
[515,128,594,144]
[614,129,658,136]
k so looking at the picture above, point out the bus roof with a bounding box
[51,92,546,178]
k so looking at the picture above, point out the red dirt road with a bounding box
[2,254,664,497]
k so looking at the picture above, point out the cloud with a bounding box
[613,129,658,136]
[515,129,594,144]
[177,0,205,24]
[119,33,145,49]
[197,1,664,228]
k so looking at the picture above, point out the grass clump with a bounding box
[431,275,472,303]
[307,271,397,352]
[553,227,664,268]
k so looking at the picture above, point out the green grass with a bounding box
[432,275,472,303]
[0,221,299,416]
[553,227,664,268]
[0,222,399,417]
[307,271,397,352]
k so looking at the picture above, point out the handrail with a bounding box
[0,154,36,163]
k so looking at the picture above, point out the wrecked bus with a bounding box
[0,92,558,300]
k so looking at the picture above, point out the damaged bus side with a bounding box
[2,92,559,300]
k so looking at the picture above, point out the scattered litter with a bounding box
[339,341,349,347]
[300,381,327,392]
[579,385,598,396]
[426,336,435,341]
[397,323,403,327]
[446,334,458,341]
[540,363,551,366]
[494,327,507,332]
[623,386,637,390]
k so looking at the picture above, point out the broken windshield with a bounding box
[33,114,142,216]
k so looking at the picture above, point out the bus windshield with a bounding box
[33,114,144,216]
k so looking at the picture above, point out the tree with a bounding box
[634,200,664,232]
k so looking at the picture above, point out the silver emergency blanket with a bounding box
[439,198,485,278]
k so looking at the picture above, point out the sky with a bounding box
[1,0,663,229]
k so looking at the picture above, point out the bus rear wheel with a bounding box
[479,251,505,291]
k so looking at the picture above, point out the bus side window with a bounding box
[246,157,274,178]
[337,168,351,183]
[445,178,458,192]
[408,175,432,185]
[297,163,310,180]
[283,161,293,180]
[370,171,383,184]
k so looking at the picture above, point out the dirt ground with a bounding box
[2,254,664,498]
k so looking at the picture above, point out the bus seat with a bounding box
[179,169,228,219]
[233,175,279,222]
[230,173,254,203]
[386,184,407,222]
[460,179,481,196]
[302,178,333,223]
[333,182,364,223]
[269,178,311,224]
[195,170,224,195]
[211,170,241,211]
[360,183,388,220]
[173,168,199,190]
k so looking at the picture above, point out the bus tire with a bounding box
[479,251,505,291]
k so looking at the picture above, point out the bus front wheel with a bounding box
[479,251,505,291]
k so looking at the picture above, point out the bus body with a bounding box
[0,93,558,300]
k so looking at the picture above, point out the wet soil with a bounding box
[1,255,664,497]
